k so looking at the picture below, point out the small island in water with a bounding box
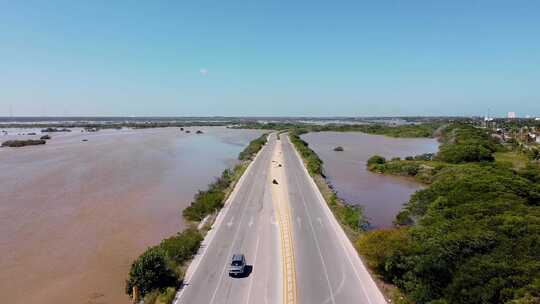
[2,139,46,147]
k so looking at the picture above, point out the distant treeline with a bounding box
[125,133,268,303]
[235,122,443,138]
[0,121,234,130]
[360,123,540,304]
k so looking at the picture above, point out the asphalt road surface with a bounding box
[175,133,387,304]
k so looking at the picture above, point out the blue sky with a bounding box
[1,1,539,117]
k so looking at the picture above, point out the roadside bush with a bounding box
[126,248,178,298]
[356,228,411,282]
[239,134,267,160]
[290,132,323,176]
[182,189,225,221]
[158,287,177,304]
[335,204,365,231]
[159,229,203,265]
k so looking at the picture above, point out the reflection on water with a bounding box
[0,127,263,304]
[302,132,439,228]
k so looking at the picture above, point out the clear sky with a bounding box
[1,1,539,117]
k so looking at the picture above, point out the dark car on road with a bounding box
[229,254,246,277]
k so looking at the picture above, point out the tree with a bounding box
[367,155,386,166]
[126,247,178,297]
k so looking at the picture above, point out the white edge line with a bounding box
[245,233,261,304]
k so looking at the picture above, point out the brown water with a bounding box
[0,127,263,304]
[302,132,439,228]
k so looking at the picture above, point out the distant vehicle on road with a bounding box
[229,254,246,277]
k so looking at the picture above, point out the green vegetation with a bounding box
[329,192,366,232]
[157,287,177,304]
[356,228,411,281]
[436,123,500,163]
[360,123,540,304]
[289,130,323,176]
[236,122,442,138]
[239,133,268,160]
[126,134,267,300]
[1,139,46,147]
[495,151,530,169]
[125,247,179,298]
[368,157,447,184]
[125,229,203,298]
[368,123,501,182]
[367,155,386,166]
[182,178,227,221]
[159,228,204,268]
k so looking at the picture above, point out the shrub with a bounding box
[126,248,178,297]
[435,124,500,164]
[367,155,386,167]
[159,229,203,265]
[238,134,267,160]
[356,228,411,282]
[289,132,323,176]
[335,204,365,231]
[158,287,177,304]
[182,190,225,221]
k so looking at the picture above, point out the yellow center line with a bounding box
[270,141,298,304]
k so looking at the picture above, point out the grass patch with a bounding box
[495,151,529,169]
[157,287,177,304]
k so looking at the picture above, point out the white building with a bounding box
[508,112,517,119]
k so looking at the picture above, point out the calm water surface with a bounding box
[0,127,263,304]
[302,132,439,228]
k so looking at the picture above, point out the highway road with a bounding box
[175,133,387,304]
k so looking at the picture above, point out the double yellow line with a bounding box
[271,141,298,304]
